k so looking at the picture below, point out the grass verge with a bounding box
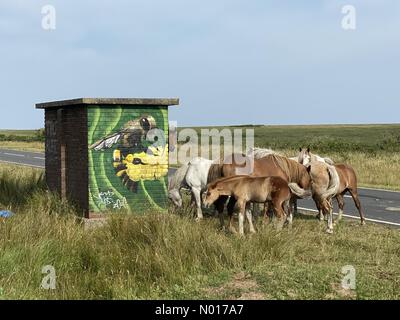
[0,163,399,300]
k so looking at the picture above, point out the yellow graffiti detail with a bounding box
[114,145,169,182]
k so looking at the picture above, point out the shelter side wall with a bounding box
[45,109,61,193]
[63,107,89,217]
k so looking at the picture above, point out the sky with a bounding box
[0,0,399,129]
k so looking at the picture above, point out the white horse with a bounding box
[168,157,216,221]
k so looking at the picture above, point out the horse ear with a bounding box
[307,147,310,153]
[299,147,302,152]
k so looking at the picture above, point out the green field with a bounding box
[0,162,399,300]
[0,130,37,136]
[180,124,400,153]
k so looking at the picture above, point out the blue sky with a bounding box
[0,0,399,128]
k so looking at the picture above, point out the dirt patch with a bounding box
[325,283,357,300]
[204,272,267,300]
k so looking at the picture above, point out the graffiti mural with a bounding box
[88,106,169,213]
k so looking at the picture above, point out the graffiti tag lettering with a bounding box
[97,190,128,210]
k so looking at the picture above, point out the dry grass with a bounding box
[0,141,44,152]
[278,150,400,191]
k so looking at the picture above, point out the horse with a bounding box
[206,153,312,230]
[307,161,341,233]
[204,175,298,235]
[298,148,366,227]
[168,157,227,221]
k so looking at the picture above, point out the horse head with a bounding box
[203,185,220,208]
[168,189,183,207]
[298,147,311,166]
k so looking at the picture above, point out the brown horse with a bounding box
[204,175,295,235]
[298,148,366,228]
[206,153,312,229]
[333,164,366,225]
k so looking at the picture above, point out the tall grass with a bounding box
[0,165,46,208]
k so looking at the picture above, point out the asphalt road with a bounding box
[296,188,400,227]
[0,149,45,168]
[1,150,399,227]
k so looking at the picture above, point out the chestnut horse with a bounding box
[204,175,296,235]
[298,148,366,227]
[207,153,312,230]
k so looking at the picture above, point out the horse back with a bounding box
[253,158,287,180]
[334,164,358,191]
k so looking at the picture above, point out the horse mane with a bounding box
[207,163,223,184]
[168,164,189,191]
[265,154,305,183]
[247,147,279,159]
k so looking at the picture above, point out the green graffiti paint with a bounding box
[88,106,169,214]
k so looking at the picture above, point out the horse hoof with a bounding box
[229,227,238,234]
[195,217,203,222]
[326,228,334,234]
[361,220,366,226]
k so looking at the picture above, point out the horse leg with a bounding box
[237,200,246,236]
[273,199,286,231]
[263,201,271,224]
[192,188,203,221]
[227,196,237,234]
[188,192,196,217]
[245,203,256,234]
[325,199,334,234]
[290,197,298,215]
[214,196,228,230]
[348,188,366,225]
[336,193,345,221]
[314,196,324,221]
[285,199,293,227]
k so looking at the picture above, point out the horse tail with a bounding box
[321,165,340,200]
[288,183,312,199]
[324,157,335,165]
